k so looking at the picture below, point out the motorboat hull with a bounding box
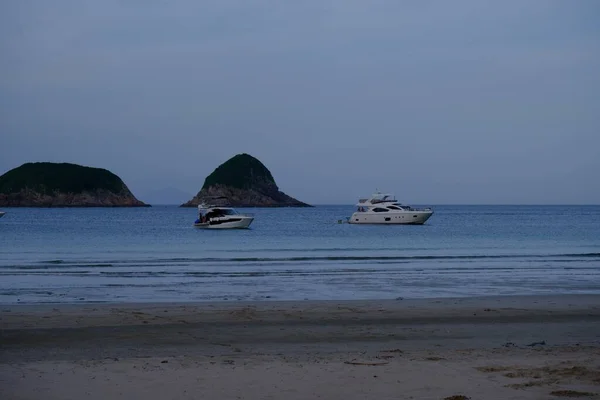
[348,210,433,225]
[194,216,254,229]
[0,211,5,218]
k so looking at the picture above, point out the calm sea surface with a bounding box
[0,205,599,304]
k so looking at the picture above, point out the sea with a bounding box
[0,205,599,304]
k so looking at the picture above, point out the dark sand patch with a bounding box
[477,362,600,390]
[549,389,598,397]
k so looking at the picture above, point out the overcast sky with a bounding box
[1,1,599,204]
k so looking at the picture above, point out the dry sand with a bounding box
[1,295,599,399]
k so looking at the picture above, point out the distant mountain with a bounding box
[140,187,194,205]
[181,153,311,207]
[0,162,148,207]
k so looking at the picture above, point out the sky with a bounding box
[1,0,599,205]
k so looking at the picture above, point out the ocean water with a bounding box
[0,205,599,304]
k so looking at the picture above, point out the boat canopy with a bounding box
[355,192,398,206]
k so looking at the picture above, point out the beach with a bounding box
[1,295,599,399]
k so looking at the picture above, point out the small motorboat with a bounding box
[194,204,254,229]
[0,211,5,218]
[348,191,433,225]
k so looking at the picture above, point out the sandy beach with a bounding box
[1,295,599,399]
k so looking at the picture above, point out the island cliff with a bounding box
[0,162,149,207]
[181,153,311,207]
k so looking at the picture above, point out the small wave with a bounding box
[3,264,594,279]
[64,251,600,262]
[217,247,439,253]
[146,253,598,263]
[2,252,597,270]
[6,264,114,270]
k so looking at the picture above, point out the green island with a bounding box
[0,162,148,207]
[181,153,311,207]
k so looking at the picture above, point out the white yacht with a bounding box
[348,192,433,225]
[193,204,254,229]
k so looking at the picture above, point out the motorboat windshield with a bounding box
[211,208,238,216]
[198,207,238,217]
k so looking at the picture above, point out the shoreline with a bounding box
[2,294,599,399]
[5,291,600,306]
[3,294,599,354]
[3,292,599,312]
[3,294,599,333]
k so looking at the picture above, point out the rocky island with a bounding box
[181,153,311,207]
[0,162,149,207]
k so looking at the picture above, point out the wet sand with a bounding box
[1,295,599,399]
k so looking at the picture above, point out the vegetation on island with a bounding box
[202,153,276,190]
[0,162,148,207]
[182,153,311,207]
[0,162,125,195]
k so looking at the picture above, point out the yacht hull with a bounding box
[0,211,5,218]
[194,216,254,229]
[348,210,433,225]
